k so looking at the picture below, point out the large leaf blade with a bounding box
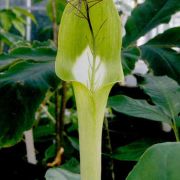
[0,31,23,46]
[13,6,37,24]
[0,9,14,31]
[140,28,180,82]
[141,47,180,82]
[123,0,180,47]
[0,44,59,147]
[108,95,171,124]
[111,139,156,161]
[142,76,180,119]
[143,27,180,48]
[127,142,180,180]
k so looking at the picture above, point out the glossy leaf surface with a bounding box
[123,0,180,47]
[127,142,180,180]
[0,43,59,147]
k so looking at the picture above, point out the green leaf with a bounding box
[12,18,25,36]
[33,124,55,141]
[141,28,180,82]
[32,0,43,4]
[0,10,14,31]
[175,116,180,127]
[9,44,56,61]
[13,7,37,24]
[126,142,180,180]
[142,75,180,120]
[0,44,59,147]
[122,47,140,75]
[44,143,56,162]
[67,136,79,151]
[123,0,180,47]
[111,139,157,161]
[32,40,55,49]
[0,54,19,70]
[142,27,180,48]
[45,168,80,180]
[108,95,171,124]
[0,31,23,46]
[141,48,180,82]
[61,158,80,174]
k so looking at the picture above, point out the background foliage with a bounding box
[0,0,179,179]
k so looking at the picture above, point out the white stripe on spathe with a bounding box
[72,46,106,91]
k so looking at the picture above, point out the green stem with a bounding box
[172,124,179,142]
[171,115,179,142]
[40,104,56,124]
[0,28,4,53]
[103,117,115,180]
[73,82,113,180]
[51,0,67,150]
[57,81,67,148]
[0,41,3,54]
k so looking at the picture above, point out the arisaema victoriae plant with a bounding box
[55,0,124,179]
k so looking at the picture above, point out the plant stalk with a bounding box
[57,81,67,148]
[0,41,3,54]
[172,124,179,142]
[51,0,67,150]
[0,21,4,53]
[171,115,179,142]
[73,82,113,180]
[103,117,115,180]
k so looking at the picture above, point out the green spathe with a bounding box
[55,0,124,90]
[55,0,124,180]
